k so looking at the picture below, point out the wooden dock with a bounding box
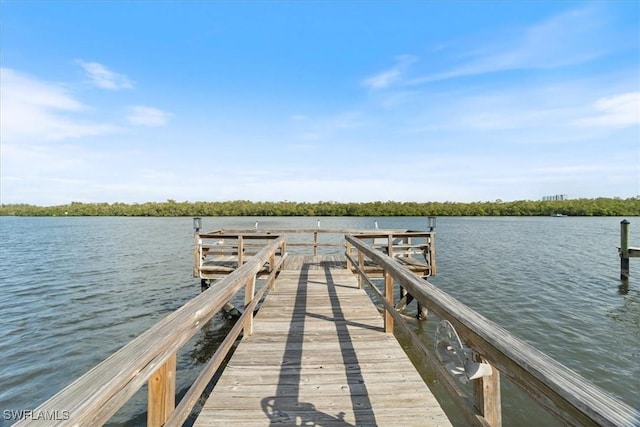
[17,226,640,427]
[195,258,452,426]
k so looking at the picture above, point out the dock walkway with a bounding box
[194,257,452,426]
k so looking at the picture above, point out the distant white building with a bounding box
[542,194,569,201]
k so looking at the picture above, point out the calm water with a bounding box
[0,216,638,426]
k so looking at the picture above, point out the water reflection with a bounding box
[619,279,630,295]
[607,292,640,336]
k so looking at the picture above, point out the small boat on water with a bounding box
[552,213,567,217]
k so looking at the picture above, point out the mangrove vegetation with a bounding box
[1,197,638,217]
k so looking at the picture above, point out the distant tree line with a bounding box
[1,197,638,217]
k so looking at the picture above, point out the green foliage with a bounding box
[1,198,639,217]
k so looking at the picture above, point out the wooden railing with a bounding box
[343,231,436,277]
[15,237,287,427]
[194,232,282,278]
[196,227,434,253]
[345,234,640,427]
[194,228,436,279]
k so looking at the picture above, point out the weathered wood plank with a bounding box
[206,383,434,400]
[194,264,452,427]
[215,370,429,386]
[196,409,451,427]
[203,392,440,410]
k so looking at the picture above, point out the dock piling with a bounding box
[620,220,630,281]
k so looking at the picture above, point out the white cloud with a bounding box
[362,55,417,89]
[126,106,170,127]
[0,67,117,142]
[0,68,174,205]
[76,60,134,90]
[1,68,83,110]
[408,5,615,84]
[573,92,640,128]
[393,75,639,138]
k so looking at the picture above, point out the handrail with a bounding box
[345,234,639,427]
[15,236,286,427]
[195,229,435,277]
[201,227,417,235]
[202,229,425,259]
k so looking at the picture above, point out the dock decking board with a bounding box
[194,258,451,427]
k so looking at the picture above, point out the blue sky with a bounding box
[1,1,639,205]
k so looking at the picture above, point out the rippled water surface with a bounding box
[1,216,638,425]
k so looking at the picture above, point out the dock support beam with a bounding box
[396,287,429,320]
[620,220,630,281]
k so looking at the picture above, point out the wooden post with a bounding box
[384,271,394,333]
[621,220,630,281]
[269,253,275,273]
[269,252,277,290]
[429,233,437,276]
[313,231,318,256]
[193,233,200,278]
[472,356,501,427]
[244,275,256,336]
[237,236,244,268]
[148,354,176,427]
[345,240,352,271]
[358,250,365,289]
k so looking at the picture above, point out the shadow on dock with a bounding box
[260,264,376,426]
